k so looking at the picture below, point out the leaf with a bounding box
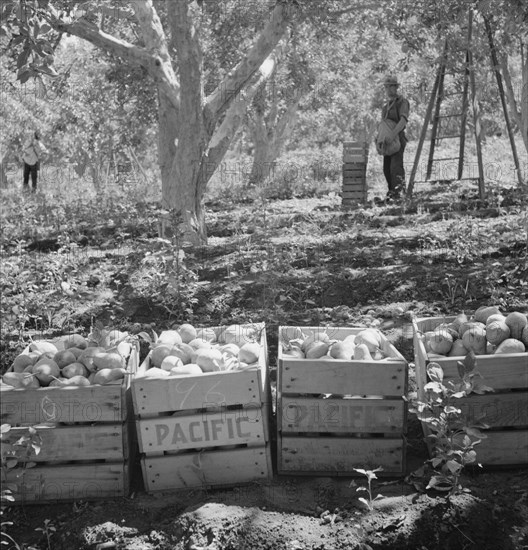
[462,350,477,373]
[358,497,371,509]
[446,460,462,474]
[427,363,444,383]
[0,424,11,434]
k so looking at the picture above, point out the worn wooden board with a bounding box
[343,154,368,163]
[4,462,129,503]
[2,423,127,462]
[280,396,405,434]
[137,406,268,453]
[278,436,404,475]
[342,191,367,199]
[0,384,127,425]
[279,361,406,397]
[475,430,528,466]
[141,446,272,492]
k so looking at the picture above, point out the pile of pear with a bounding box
[281,327,394,361]
[1,330,133,389]
[138,323,263,379]
[423,307,528,358]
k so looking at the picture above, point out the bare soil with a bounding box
[2,183,528,550]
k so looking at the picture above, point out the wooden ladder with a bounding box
[407,10,485,197]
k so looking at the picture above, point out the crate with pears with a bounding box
[131,322,272,492]
[277,326,408,476]
[413,307,528,467]
[0,325,139,503]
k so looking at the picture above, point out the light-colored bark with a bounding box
[249,90,302,186]
[45,0,295,243]
[522,43,528,151]
[499,51,528,154]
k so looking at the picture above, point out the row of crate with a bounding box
[1,319,527,503]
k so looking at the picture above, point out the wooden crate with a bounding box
[343,141,369,163]
[413,317,528,467]
[277,326,408,476]
[342,142,368,208]
[131,323,272,492]
[0,337,138,503]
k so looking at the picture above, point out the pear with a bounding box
[160,355,184,372]
[194,348,224,372]
[92,351,125,371]
[54,349,78,369]
[29,341,58,355]
[3,372,39,389]
[150,345,173,368]
[168,343,195,365]
[354,343,373,361]
[238,342,261,364]
[12,354,34,373]
[169,363,203,376]
[32,358,61,386]
[78,347,106,372]
[62,362,89,379]
[63,333,88,350]
[64,375,91,387]
[329,341,355,360]
[177,323,197,344]
[155,330,182,347]
[92,368,126,385]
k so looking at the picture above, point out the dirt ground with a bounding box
[2,185,528,550]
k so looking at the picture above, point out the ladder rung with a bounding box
[435,134,463,140]
[431,157,460,161]
[435,113,463,118]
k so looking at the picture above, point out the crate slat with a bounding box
[280,396,405,433]
[473,431,528,465]
[4,462,128,503]
[278,436,404,475]
[132,369,264,417]
[137,408,267,453]
[141,446,271,491]
[2,424,127,462]
[0,385,127,425]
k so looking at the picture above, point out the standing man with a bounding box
[381,75,409,200]
[22,130,47,192]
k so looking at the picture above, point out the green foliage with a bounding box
[350,467,385,511]
[409,351,493,497]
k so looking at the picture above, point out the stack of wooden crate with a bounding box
[1,338,138,503]
[131,324,272,492]
[342,141,368,208]
[277,326,408,476]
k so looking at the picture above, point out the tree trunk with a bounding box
[249,96,302,186]
[499,51,528,155]
[522,43,528,152]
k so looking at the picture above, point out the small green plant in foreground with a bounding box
[351,467,385,511]
[35,519,56,550]
[410,351,492,496]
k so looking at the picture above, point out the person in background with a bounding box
[381,75,409,200]
[22,130,47,192]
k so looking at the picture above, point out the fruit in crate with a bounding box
[421,308,528,357]
[139,324,264,378]
[280,327,394,362]
[2,327,136,389]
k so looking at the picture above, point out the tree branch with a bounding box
[204,2,294,128]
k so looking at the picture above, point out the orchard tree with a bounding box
[2,0,306,242]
